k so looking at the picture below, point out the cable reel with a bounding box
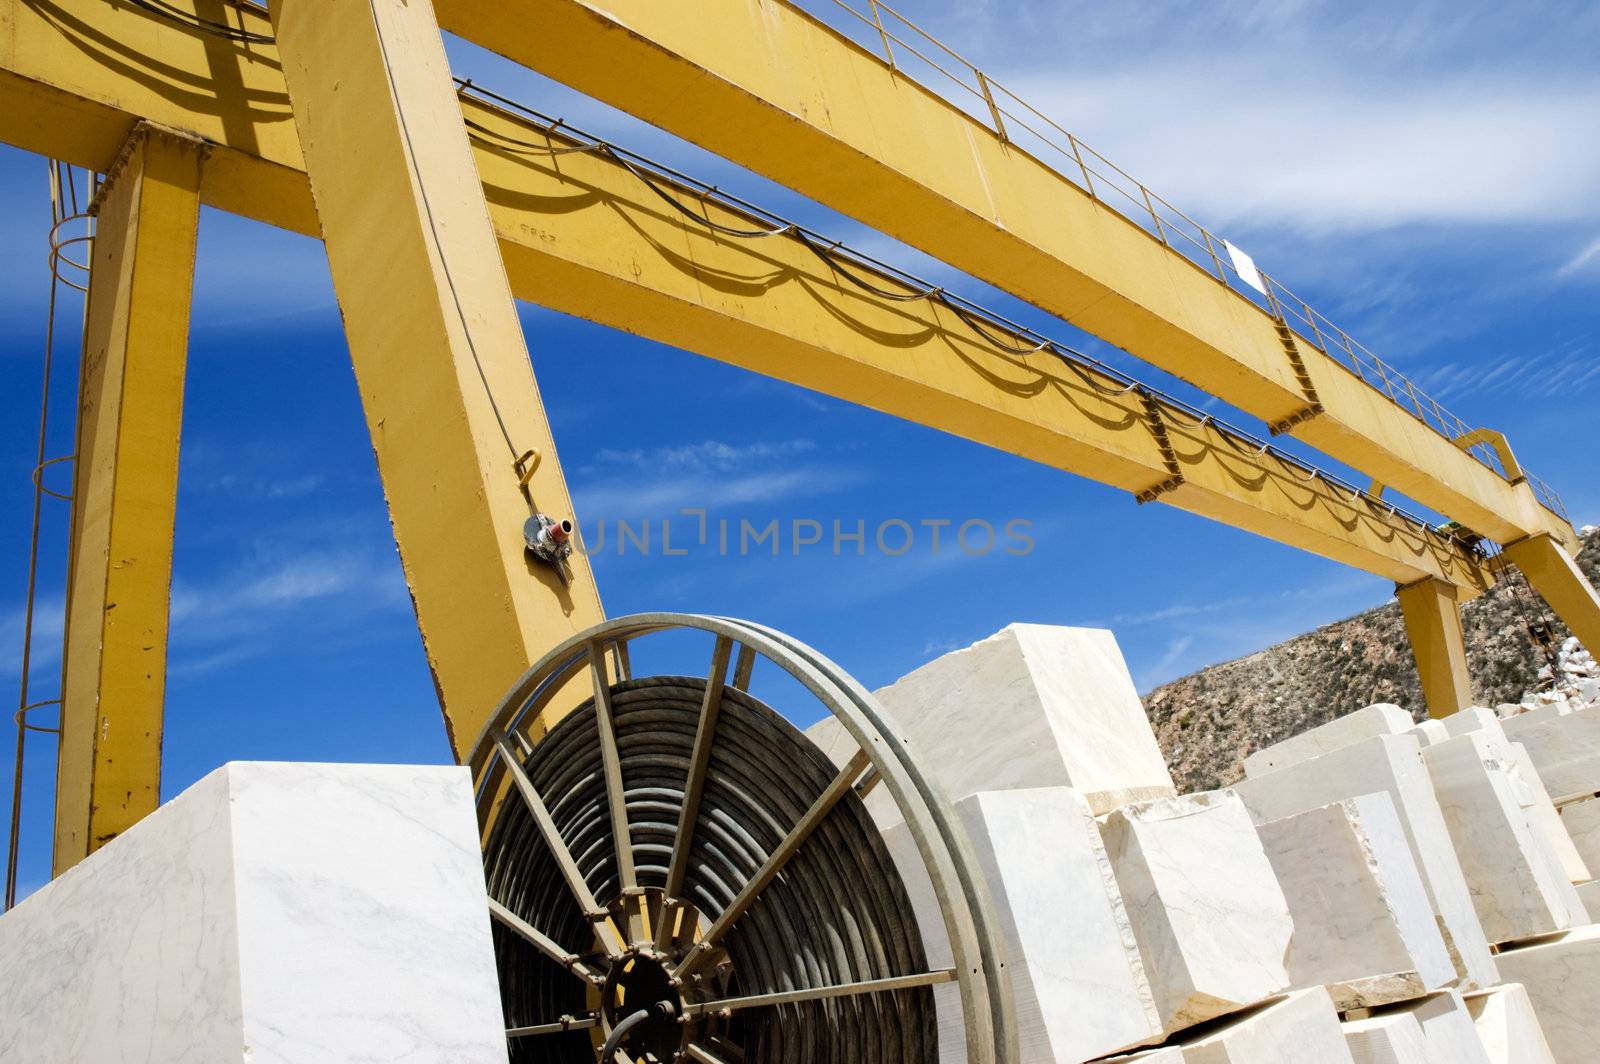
[467,613,1017,1063]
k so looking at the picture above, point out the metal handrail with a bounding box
[456,78,1480,561]
[814,0,1567,522]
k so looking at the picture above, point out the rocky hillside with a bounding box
[1143,529,1599,792]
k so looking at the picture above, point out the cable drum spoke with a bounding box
[664,636,734,902]
[672,748,873,981]
[493,734,625,959]
[682,969,959,1017]
[487,899,606,986]
[473,614,1016,1064]
[588,642,639,931]
[506,1015,598,1038]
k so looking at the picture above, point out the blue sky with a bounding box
[3,0,1598,898]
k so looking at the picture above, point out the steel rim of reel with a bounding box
[467,612,1017,1064]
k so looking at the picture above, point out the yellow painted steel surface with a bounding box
[0,0,1490,595]
[1397,577,1475,718]
[464,102,1488,592]
[429,0,1574,556]
[54,125,201,874]
[1504,534,1600,657]
[268,0,604,760]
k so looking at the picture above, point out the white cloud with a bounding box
[165,550,410,677]
[0,594,65,681]
[1558,236,1600,278]
[1014,67,1600,234]
[1137,635,1196,690]
[589,438,818,474]
[573,437,862,520]
[574,468,860,522]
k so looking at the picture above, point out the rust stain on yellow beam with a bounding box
[268,0,604,761]
[430,0,1571,553]
[54,124,202,875]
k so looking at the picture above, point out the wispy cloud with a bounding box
[188,471,329,500]
[1018,68,1600,234]
[0,594,65,681]
[1410,342,1600,403]
[575,468,862,521]
[1557,237,1600,279]
[165,549,410,678]
[0,549,408,687]
[573,437,863,520]
[1137,635,1196,691]
[588,439,818,474]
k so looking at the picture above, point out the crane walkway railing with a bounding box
[811,0,1568,524]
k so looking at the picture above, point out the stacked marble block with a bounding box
[0,762,509,1063]
[1498,703,1600,1064]
[811,624,1600,1063]
[810,625,1376,1062]
[1241,698,1600,1063]
[1506,704,1600,913]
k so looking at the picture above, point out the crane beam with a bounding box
[54,124,202,874]
[429,0,1575,555]
[461,102,1488,592]
[267,0,605,761]
[0,0,1492,593]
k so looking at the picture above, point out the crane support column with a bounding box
[268,0,604,759]
[54,124,203,875]
[1397,576,1475,718]
[1504,533,1600,655]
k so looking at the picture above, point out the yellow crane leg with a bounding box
[1397,577,1475,718]
[53,124,203,875]
[267,0,604,760]
[1503,534,1600,657]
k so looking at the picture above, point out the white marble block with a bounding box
[1433,709,1593,881]
[952,788,1164,1062]
[1164,988,1356,1063]
[1559,796,1600,871]
[1437,706,1506,741]
[869,624,1176,817]
[1506,742,1592,884]
[1501,704,1600,802]
[1408,990,1492,1064]
[1341,1011,1432,1064]
[1232,733,1499,989]
[1492,924,1600,1064]
[0,762,508,1064]
[1100,790,1291,1032]
[1462,984,1557,1064]
[1409,719,1449,746]
[1421,731,1588,942]
[1256,794,1453,1009]
[1242,704,1413,778]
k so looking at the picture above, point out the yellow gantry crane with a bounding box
[2,0,1596,887]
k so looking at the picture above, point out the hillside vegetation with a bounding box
[1143,530,1599,792]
